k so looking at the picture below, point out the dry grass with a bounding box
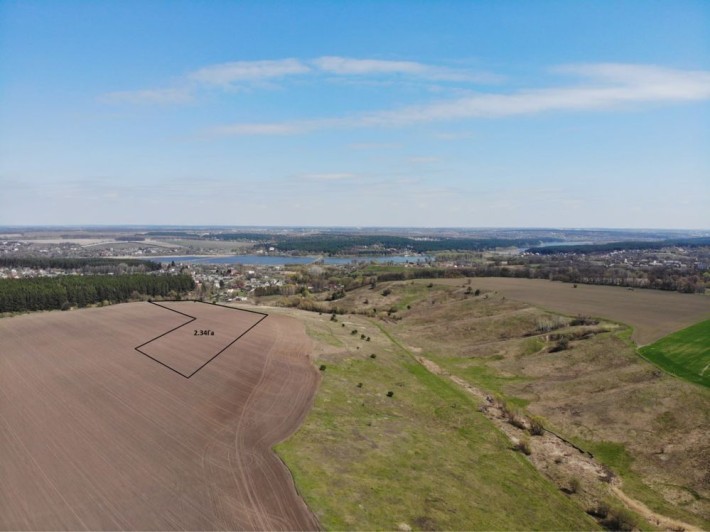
[420,277,710,345]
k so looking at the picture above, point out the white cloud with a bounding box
[99,87,193,105]
[206,122,315,136]
[313,56,499,83]
[209,63,710,134]
[188,58,310,85]
[313,56,428,75]
[100,56,499,105]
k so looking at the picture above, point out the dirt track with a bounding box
[0,302,320,530]
[426,277,710,345]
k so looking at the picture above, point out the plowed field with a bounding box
[0,301,319,530]
[421,278,710,345]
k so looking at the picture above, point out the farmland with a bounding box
[417,277,710,345]
[0,302,319,530]
[639,320,710,387]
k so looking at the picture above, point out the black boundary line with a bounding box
[186,313,268,378]
[133,300,268,379]
[159,298,268,317]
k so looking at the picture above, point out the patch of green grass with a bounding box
[306,324,344,348]
[519,337,545,356]
[639,320,710,387]
[434,357,530,408]
[278,318,597,530]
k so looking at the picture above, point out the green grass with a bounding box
[278,318,598,530]
[639,320,710,387]
[433,356,530,408]
[305,323,344,348]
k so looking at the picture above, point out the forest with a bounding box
[529,237,710,255]
[0,257,161,272]
[0,274,194,313]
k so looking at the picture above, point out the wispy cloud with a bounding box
[208,64,710,135]
[312,56,496,82]
[99,87,193,105]
[207,122,311,136]
[100,56,498,105]
[189,58,311,86]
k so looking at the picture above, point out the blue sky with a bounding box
[1,0,709,228]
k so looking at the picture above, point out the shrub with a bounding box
[360,334,366,340]
[381,288,392,296]
[351,329,358,335]
[529,416,545,436]
[370,354,377,359]
[61,301,71,311]
[515,438,531,455]
[550,337,570,352]
[366,336,371,341]
[386,391,394,397]
[604,506,639,531]
[568,477,581,494]
[319,364,326,371]
[356,382,363,388]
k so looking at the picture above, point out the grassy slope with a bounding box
[639,320,710,388]
[384,280,708,528]
[276,313,597,530]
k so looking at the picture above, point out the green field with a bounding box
[639,320,710,387]
[277,313,597,530]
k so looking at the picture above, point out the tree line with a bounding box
[0,257,161,272]
[528,237,710,255]
[0,274,194,313]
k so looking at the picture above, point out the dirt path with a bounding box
[415,355,700,532]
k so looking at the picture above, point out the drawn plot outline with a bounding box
[134,300,268,379]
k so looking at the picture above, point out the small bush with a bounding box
[330,314,337,322]
[587,502,609,519]
[360,334,366,340]
[474,289,481,296]
[351,329,358,335]
[341,323,345,327]
[356,382,363,388]
[381,288,392,296]
[319,364,326,371]
[370,353,377,359]
[386,391,394,397]
[366,336,371,341]
[568,477,581,494]
[529,416,545,436]
[604,506,639,531]
[61,301,71,311]
[515,438,531,455]
[549,337,570,352]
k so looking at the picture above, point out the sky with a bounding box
[1,0,709,228]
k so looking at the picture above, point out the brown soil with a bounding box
[0,302,320,530]
[424,277,710,345]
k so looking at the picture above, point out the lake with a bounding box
[148,254,430,266]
